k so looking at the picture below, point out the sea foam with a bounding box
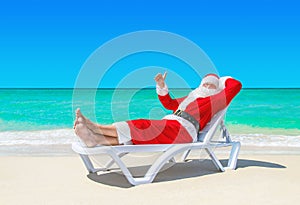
[231,134,300,147]
[0,129,77,146]
[1,129,300,148]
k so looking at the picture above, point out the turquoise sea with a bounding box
[0,88,300,154]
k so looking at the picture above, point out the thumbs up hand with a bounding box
[154,72,167,88]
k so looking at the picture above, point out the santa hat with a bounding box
[200,74,220,88]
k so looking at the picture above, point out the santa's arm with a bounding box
[211,77,242,111]
[156,84,185,112]
[222,77,242,105]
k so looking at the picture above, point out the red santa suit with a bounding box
[113,77,242,145]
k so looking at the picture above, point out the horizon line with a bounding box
[0,87,300,90]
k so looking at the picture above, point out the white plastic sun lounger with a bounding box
[72,108,241,186]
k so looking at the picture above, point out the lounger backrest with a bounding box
[197,108,227,143]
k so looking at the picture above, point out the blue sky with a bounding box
[0,0,299,88]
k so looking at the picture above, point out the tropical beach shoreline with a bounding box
[1,127,299,156]
[1,88,299,204]
[1,154,300,205]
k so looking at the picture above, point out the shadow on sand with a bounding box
[86,158,286,188]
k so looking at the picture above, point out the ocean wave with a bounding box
[231,134,300,147]
[1,129,300,148]
[0,129,77,146]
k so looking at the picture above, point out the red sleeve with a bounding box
[210,78,242,112]
[223,78,242,105]
[158,93,186,112]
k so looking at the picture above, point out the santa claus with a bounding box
[74,72,242,147]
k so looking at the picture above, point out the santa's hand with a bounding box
[154,72,167,88]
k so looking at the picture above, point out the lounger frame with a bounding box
[72,109,241,186]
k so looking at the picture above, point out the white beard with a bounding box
[178,86,221,111]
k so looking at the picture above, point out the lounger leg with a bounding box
[169,157,176,163]
[205,148,225,172]
[226,142,241,170]
[143,144,193,184]
[79,154,98,173]
[181,149,191,162]
[105,152,128,169]
[106,151,152,186]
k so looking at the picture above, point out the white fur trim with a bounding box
[113,121,133,145]
[156,84,169,96]
[200,75,219,88]
[219,76,232,89]
[178,86,221,111]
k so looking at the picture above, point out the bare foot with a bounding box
[74,117,99,147]
[73,108,83,129]
[74,108,104,135]
[73,108,118,146]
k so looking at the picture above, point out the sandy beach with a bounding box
[1,150,300,205]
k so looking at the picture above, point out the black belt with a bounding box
[173,110,200,132]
